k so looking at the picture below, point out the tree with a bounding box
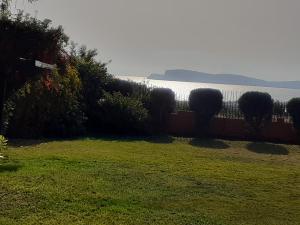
[238,92,274,135]
[149,88,175,132]
[0,13,68,133]
[189,88,223,135]
[7,65,86,138]
[287,98,300,133]
[1,0,37,18]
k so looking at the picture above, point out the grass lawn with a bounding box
[0,137,299,225]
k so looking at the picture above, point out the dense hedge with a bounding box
[287,98,300,132]
[189,88,223,134]
[0,13,68,95]
[149,88,176,132]
[238,92,274,134]
[96,92,149,134]
[74,47,151,133]
[7,66,86,138]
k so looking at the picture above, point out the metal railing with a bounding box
[174,91,292,122]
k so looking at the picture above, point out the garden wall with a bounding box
[167,111,299,144]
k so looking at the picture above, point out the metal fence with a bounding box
[174,91,291,122]
[131,80,292,122]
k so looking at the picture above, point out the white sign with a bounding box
[35,60,56,70]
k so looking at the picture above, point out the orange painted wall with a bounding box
[167,111,299,144]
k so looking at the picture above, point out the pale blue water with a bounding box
[116,75,300,102]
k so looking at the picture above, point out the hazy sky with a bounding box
[19,0,300,80]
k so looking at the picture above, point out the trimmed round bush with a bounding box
[287,98,300,132]
[273,100,286,118]
[189,88,223,118]
[189,88,223,133]
[149,88,176,131]
[238,92,274,133]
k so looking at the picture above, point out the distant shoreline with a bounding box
[147,70,300,90]
[147,76,300,90]
[116,74,300,91]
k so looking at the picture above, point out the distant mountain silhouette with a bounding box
[148,70,300,89]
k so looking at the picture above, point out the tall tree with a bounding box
[0,11,68,133]
[1,0,37,17]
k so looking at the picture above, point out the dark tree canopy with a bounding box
[1,0,37,14]
[189,88,223,117]
[0,12,68,132]
[189,88,223,135]
[0,13,68,93]
[149,88,176,132]
[238,92,274,134]
[287,98,300,132]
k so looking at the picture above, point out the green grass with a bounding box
[0,137,299,225]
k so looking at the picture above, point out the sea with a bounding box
[116,75,300,102]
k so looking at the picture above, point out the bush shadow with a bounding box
[7,135,176,147]
[8,139,52,147]
[246,142,289,155]
[87,135,175,144]
[0,164,22,173]
[189,138,230,150]
[145,136,175,144]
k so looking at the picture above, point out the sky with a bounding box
[16,0,300,81]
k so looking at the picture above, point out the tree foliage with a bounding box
[7,65,86,138]
[0,12,68,132]
[149,88,175,132]
[1,0,37,17]
[71,46,150,133]
[0,13,68,92]
[96,92,148,134]
[287,98,300,132]
[238,92,274,134]
[189,88,223,134]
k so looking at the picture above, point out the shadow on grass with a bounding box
[246,142,289,155]
[0,163,22,173]
[8,139,51,147]
[145,136,175,144]
[189,138,230,150]
[7,135,176,148]
[8,135,175,148]
[87,135,175,144]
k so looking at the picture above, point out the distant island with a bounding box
[148,70,300,89]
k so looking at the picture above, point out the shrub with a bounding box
[73,46,151,132]
[97,92,149,134]
[287,98,300,132]
[189,88,223,133]
[7,66,86,138]
[273,101,286,118]
[149,88,176,132]
[0,135,7,151]
[74,50,110,131]
[238,92,274,134]
[106,78,151,107]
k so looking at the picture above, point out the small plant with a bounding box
[149,88,176,132]
[238,92,274,134]
[0,135,8,151]
[287,98,300,132]
[189,88,223,134]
